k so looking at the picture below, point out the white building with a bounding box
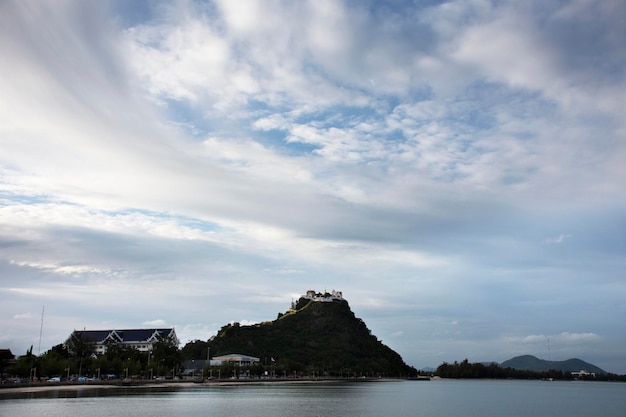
[304,289,343,302]
[68,328,178,355]
[211,353,260,366]
[571,370,596,378]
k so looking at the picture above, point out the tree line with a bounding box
[435,359,626,382]
[3,333,334,382]
[2,334,182,382]
[3,298,417,382]
[5,343,626,383]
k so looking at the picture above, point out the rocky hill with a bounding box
[207,292,415,377]
[500,355,606,374]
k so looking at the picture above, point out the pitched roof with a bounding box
[73,330,114,343]
[212,353,260,362]
[71,328,176,344]
[116,329,174,342]
[0,348,15,359]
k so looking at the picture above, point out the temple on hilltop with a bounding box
[290,289,344,310]
[304,289,343,302]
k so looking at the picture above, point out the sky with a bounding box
[1,0,625,373]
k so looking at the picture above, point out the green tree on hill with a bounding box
[206,297,415,377]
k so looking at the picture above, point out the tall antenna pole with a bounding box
[38,305,45,355]
[547,336,551,361]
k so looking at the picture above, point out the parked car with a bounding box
[48,377,61,382]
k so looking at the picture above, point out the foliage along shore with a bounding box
[435,359,626,382]
[2,295,625,383]
[1,296,417,382]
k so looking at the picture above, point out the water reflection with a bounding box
[1,380,625,417]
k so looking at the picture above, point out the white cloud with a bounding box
[546,234,572,244]
[143,319,167,327]
[453,13,559,93]
[557,332,601,343]
[127,17,235,103]
[509,332,600,347]
[175,323,219,346]
[0,0,624,373]
[232,320,260,327]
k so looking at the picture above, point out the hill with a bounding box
[500,355,606,374]
[206,292,416,377]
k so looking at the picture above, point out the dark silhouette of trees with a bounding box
[180,339,209,361]
[0,349,15,380]
[433,359,626,381]
[151,335,181,377]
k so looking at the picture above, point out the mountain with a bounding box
[207,293,415,377]
[500,355,606,374]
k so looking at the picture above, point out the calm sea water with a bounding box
[1,379,625,417]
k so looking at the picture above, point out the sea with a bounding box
[1,379,625,417]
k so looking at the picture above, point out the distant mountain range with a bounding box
[500,355,606,374]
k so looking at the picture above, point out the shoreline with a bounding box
[0,377,403,395]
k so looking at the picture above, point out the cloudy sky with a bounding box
[1,0,625,373]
